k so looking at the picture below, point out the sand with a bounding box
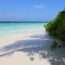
[0,27,52,65]
[0,27,65,65]
[0,52,50,65]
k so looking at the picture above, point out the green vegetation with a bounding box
[45,9,65,48]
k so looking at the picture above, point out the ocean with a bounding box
[0,23,44,37]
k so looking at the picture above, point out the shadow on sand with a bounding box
[0,34,65,65]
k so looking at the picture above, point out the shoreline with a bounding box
[0,26,45,47]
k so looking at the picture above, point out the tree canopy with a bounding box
[45,9,65,47]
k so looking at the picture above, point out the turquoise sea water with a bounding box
[0,23,45,37]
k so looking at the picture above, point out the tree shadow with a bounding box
[39,47,65,65]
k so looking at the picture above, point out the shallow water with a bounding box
[0,23,44,37]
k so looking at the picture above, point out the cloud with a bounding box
[33,4,45,9]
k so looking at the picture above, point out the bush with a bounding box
[45,9,65,48]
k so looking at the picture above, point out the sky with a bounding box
[0,0,65,21]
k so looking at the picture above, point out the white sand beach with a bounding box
[0,52,51,65]
[0,27,51,65]
[0,27,65,65]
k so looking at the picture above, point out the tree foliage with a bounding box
[45,9,65,47]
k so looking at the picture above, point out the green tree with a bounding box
[45,9,65,48]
